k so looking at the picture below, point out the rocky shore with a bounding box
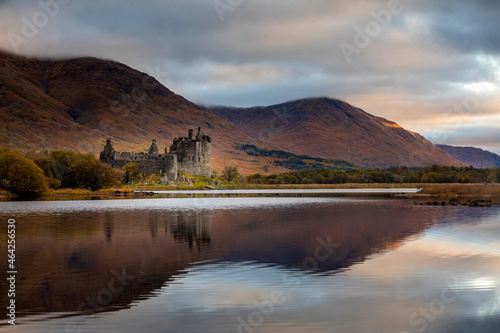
[415,199,495,207]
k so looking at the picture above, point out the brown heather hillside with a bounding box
[0,50,464,174]
[0,51,279,174]
[437,144,500,168]
[205,98,465,168]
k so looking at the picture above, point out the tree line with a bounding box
[0,149,121,196]
[2,147,499,196]
[238,144,358,170]
[245,165,500,185]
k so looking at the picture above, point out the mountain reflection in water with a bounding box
[0,197,499,333]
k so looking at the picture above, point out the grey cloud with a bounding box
[409,0,500,54]
[0,0,499,152]
[424,126,500,154]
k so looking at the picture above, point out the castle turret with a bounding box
[165,153,178,181]
[188,129,194,140]
[196,127,202,140]
[148,139,158,155]
[99,138,115,163]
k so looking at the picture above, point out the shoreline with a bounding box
[1,183,499,202]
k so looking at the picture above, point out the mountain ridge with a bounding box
[1,50,464,172]
[437,144,500,168]
[204,97,464,168]
[0,50,277,174]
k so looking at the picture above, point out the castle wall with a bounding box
[100,127,211,178]
[107,159,165,174]
[171,139,211,178]
[165,154,178,181]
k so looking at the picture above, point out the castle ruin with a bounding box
[99,127,211,180]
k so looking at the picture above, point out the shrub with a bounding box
[246,174,263,184]
[34,157,61,189]
[280,174,299,184]
[50,150,121,191]
[407,172,421,183]
[301,177,313,184]
[0,149,48,196]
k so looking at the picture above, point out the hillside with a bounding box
[437,144,500,168]
[1,50,465,174]
[0,51,275,174]
[204,98,465,168]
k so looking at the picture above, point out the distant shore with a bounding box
[2,183,499,202]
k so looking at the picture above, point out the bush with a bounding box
[246,173,263,184]
[0,149,48,195]
[407,172,421,183]
[280,174,299,184]
[301,177,313,184]
[34,157,61,189]
[50,150,121,191]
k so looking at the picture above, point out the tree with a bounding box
[301,177,313,184]
[124,162,139,184]
[281,174,299,184]
[407,172,420,183]
[34,157,61,189]
[221,166,239,183]
[0,149,48,196]
[246,173,263,184]
[50,150,121,191]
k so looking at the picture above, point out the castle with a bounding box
[99,127,211,180]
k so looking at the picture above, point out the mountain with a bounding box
[0,50,274,174]
[204,98,464,168]
[437,144,500,168]
[0,50,464,173]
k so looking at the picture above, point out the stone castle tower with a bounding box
[99,127,211,180]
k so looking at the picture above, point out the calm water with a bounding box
[148,188,421,194]
[0,195,499,332]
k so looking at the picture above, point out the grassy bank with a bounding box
[239,183,422,189]
[4,183,500,201]
[419,183,500,196]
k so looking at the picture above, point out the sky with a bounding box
[0,0,499,153]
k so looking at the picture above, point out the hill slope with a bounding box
[1,51,465,173]
[437,144,500,168]
[0,51,273,174]
[205,98,464,168]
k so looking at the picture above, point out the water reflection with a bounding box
[0,197,498,333]
[170,211,211,250]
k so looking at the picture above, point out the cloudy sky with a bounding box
[1,0,499,153]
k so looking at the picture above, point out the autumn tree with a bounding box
[0,149,48,196]
[221,166,239,183]
[50,150,121,190]
[124,162,139,184]
[34,157,61,189]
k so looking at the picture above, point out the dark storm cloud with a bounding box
[0,0,499,152]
